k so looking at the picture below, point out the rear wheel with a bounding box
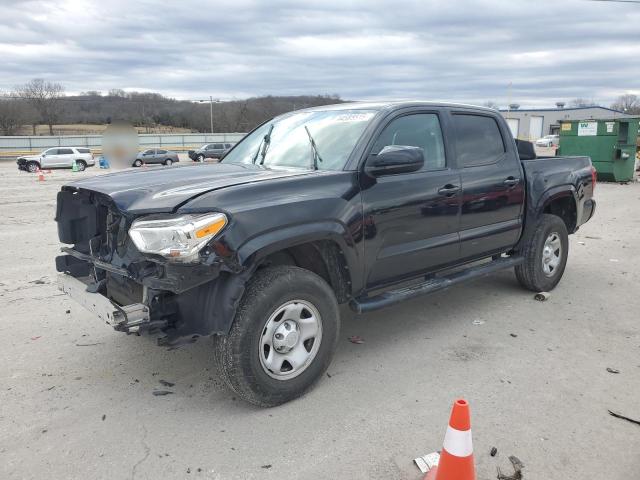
[76,160,86,171]
[164,158,173,166]
[515,214,569,292]
[213,266,340,407]
[26,161,40,173]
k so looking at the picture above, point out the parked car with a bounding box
[188,143,233,162]
[535,135,559,147]
[17,147,95,172]
[55,102,596,406]
[132,149,179,167]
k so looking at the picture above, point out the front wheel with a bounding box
[197,154,204,162]
[213,266,340,407]
[133,159,143,167]
[515,214,569,292]
[76,160,87,171]
[164,158,173,166]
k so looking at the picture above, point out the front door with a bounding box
[361,111,461,289]
[40,148,60,168]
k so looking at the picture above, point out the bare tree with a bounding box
[0,92,28,135]
[568,98,596,108]
[611,94,640,114]
[17,79,65,135]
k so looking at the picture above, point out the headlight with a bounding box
[129,213,227,262]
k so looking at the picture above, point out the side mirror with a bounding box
[365,145,424,176]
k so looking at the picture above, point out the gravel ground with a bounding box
[0,162,639,480]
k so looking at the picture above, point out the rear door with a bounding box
[156,149,167,163]
[453,112,524,260]
[361,110,462,288]
[57,148,75,167]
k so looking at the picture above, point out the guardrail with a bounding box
[0,132,246,155]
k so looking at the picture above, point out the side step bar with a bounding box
[349,256,524,314]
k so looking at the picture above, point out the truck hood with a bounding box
[64,163,311,214]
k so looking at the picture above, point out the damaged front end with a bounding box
[55,186,248,347]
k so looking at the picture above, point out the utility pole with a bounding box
[209,96,214,134]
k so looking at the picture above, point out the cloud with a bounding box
[0,0,638,107]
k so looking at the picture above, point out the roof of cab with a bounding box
[297,100,496,114]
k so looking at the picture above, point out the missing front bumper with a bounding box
[58,273,152,333]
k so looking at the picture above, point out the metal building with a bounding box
[499,105,633,141]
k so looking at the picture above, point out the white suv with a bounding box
[17,147,95,172]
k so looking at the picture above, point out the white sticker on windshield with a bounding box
[334,113,375,122]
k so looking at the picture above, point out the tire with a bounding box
[76,160,86,171]
[197,154,205,162]
[164,158,173,166]
[515,214,569,292]
[26,161,40,173]
[214,265,340,407]
[133,159,143,167]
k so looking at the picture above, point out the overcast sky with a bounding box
[1,0,639,107]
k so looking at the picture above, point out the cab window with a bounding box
[371,113,446,171]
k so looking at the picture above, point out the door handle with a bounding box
[437,184,460,196]
[503,177,520,188]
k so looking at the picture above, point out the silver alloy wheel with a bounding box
[542,232,562,276]
[27,162,39,173]
[165,159,172,166]
[259,300,323,380]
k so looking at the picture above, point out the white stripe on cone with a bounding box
[442,425,473,457]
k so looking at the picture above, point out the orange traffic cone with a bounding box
[425,399,475,480]
[37,168,45,182]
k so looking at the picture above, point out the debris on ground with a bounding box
[490,446,498,457]
[261,465,272,469]
[473,319,485,325]
[75,342,102,347]
[348,335,365,344]
[152,390,174,396]
[510,333,518,338]
[609,258,619,263]
[414,452,440,474]
[159,379,175,387]
[606,367,620,374]
[31,336,41,341]
[101,414,106,421]
[608,410,640,426]
[65,310,71,314]
[534,292,550,301]
[497,455,524,480]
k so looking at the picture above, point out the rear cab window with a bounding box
[77,148,91,154]
[453,114,505,167]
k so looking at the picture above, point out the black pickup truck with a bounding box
[55,102,596,406]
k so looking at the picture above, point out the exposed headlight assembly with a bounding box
[129,213,227,263]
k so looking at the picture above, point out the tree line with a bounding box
[0,79,343,136]
[1,78,639,136]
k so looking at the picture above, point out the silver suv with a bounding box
[17,147,95,172]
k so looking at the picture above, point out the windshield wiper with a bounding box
[304,125,324,170]
[252,124,274,165]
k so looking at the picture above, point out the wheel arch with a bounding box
[537,186,578,233]
[237,222,357,304]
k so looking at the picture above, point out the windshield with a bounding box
[222,109,376,170]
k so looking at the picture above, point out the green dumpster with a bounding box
[558,118,639,182]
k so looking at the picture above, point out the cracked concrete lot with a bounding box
[0,162,639,479]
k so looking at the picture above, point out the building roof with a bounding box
[498,106,625,114]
